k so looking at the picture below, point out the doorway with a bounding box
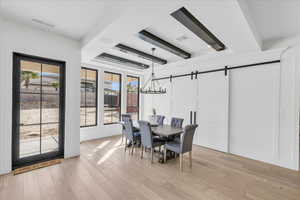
[12,53,65,169]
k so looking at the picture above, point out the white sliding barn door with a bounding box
[229,64,280,164]
[196,72,229,152]
[171,77,197,127]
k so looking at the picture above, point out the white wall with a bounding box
[143,48,300,170]
[80,63,143,142]
[0,18,81,175]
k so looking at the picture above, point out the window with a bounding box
[80,67,98,127]
[104,72,121,124]
[126,76,140,120]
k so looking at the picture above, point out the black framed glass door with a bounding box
[12,53,65,168]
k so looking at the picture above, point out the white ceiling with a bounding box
[1,0,300,70]
[246,0,300,41]
[81,0,262,67]
[0,0,114,40]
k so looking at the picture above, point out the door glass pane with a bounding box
[20,60,41,93]
[20,93,40,125]
[20,124,40,158]
[41,123,59,153]
[42,64,60,94]
[42,94,59,123]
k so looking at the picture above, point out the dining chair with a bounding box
[121,114,131,144]
[156,115,165,126]
[171,117,184,128]
[171,117,184,143]
[164,124,198,171]
[138,120,165,163]
[123,117,141,155]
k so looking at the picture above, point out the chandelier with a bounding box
[140,48,166,94]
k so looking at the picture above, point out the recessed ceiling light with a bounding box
[32,19,55,28]
[176,35,189,42]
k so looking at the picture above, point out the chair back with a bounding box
[121,114,131,132]
[138,120,153,148]
[171,117,184,128]
[121,114,131,121]
[123,117,134,141]
[181,124,198,153]
[156,115,165,126]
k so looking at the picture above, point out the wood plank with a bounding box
[1,135,300,200]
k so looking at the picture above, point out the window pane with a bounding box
[86,107,97,126]
[104,72,121,124]
[80,68,97,127]
[20,124,41,158]
[127,76,139,121]
[42,94,59,123]
[42,64,60,94]
[20,93,40,125]
[80,107,86,127]
[41,123,59,154]
[20,60,41,93]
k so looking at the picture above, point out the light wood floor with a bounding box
[1,135,300,200]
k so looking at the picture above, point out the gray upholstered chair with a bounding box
[156,115,165,126]
[171,117,184,128]
[149,115,165,126]
[123,117,140,155]
[171,117,184,142]
[138,120,165,163]
[121,114,131,143]
[164,124,198,171]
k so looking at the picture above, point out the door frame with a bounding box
[12,52,66,169]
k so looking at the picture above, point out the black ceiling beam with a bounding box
[138,30,191,59]
[95,53,149,70]
[114,44,167,65]
[171,7,226,51]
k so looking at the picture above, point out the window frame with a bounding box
[103,71,122,125]
[126,75,140,120]
[80,67,98,128]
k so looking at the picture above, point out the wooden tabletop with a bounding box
[119,120,183,137]
[152,125,183,137]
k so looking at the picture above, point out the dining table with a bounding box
[120,120,184,163]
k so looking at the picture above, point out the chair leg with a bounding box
[158,146,161,153]
[124,138,127,152]
[141,146,144,159]
[189,151,192,168]
[164,147,167,163]
[131,144,134,155]
[180,154,183,172]
[151,148,154,164]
